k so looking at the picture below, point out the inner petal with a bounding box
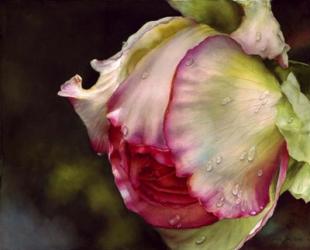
[107,24,217,151]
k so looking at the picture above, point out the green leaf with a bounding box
[282,160,310,203]
[167,0,242,33]
[289,61,310,98]
[276,73,310,165]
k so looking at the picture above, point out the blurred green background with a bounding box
[1,0,310,249]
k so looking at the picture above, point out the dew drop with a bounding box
[288,117,294,124]
[232,184,240,196]
[240,151,247,161]
[169,215,181,226]
[206,161,213,172]
[221,96,233,105]
[176,223,182,229]
[97,152,103,156]
[256,32,262,42]
[259,91,269,100]
[195,236,206,245]
[259,205,264,210]
[257,169,263,177]
[122,126,129,137]
[235,197,242,205]
[247,146,256,162]
[216,155,222,164]
[250,211,257,216]
[141,71,149,79]
[216,196,225,208]
[185,58,194,66]
[237,190,243,198]
[254,104,263,113]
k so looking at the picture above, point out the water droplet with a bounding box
[206,161,213,172]
[257,169,263,177]
[241,202,246,212]
[120,188,130,200]
[259,205,264,210]
[216,155,222,164]
[240,151,247,161]
[185,58,194,66]
[250,211,257,216]
[247,146,256,162]
[254,104,263,113]
[261,98,268,105]
[256,32,262,42]
[122,126,129,137]
[169,215,181,226]
[195,236,206,245]
[141,71,149,79]
[176,223,182,229]
[261,47,267,53]
[288,117,294,124]
[232,184,240,196]
[259,91,269,100]
[235,197,242,205]
[97,152,103,156]
[221,96,232,105]
[237,190,243,198]
[216,196,225,208]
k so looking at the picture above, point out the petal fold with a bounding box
[58,17,192,153]
[165,35,284,218]
[107,24,217,152]
[231,0,290,67]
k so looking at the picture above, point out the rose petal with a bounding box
[165,35,284,218]
[158,147,288,250]
[107,24,217,154]
[108,126,218,229]
[58,17,192,154]
[231,0,290,67]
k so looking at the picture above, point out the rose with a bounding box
[58,0,310,249]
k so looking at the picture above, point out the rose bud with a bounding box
[58,0,310,249]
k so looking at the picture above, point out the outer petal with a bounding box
[58,17,192,154]
[276,73,310,164]
[107,24,217,153]
[165,35,284,218]
[158,148,288,250]
[231,0,290,67]
[108,126,218,229]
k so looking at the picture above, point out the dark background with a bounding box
[1,0,310,249]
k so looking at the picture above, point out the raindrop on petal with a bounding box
[169,215,181,226]
[232,184,240,196]
[216,155,222,164]
[250,211,257,216]
[257,169,263,177]
[259,91,269,100]
[206,161,213,172]
[141,71,149,79]
[256,32,262,42]
[122,126,129,137]
[247,146,256,162]
[235,197,242,205]
[195,236,206,245]
[216,196,225,208]
[185,58,194,66]
[221,96,233,105]
[288,117,294,124]
[240,151,247,161]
